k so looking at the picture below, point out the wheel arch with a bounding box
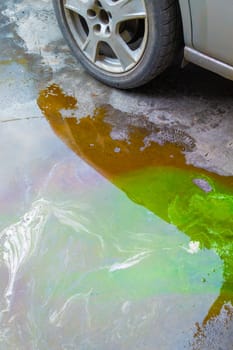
[178,0,192,47]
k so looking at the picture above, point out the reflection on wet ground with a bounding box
[37,84,233,348]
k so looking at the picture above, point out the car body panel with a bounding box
[189,0,233,66]
[178,0,233,81]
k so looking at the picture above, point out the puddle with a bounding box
[37,85,233,348]
[0,82,232,349]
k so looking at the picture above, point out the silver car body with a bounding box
[179,0,233,80]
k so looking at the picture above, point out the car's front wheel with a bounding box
[53,0,183,88]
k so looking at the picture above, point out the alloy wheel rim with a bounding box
[63,0,148,73]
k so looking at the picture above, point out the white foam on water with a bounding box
[109,251,151,272]
[0,199,51,310]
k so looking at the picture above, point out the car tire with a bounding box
[53,0,183,89]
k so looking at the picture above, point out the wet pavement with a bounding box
[0,1,233,349]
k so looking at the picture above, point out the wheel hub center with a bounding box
[87,1,112,35]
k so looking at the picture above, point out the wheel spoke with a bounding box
[111,0,146,24]
[82,31,99,62]
[107,35,136,70]
[64,0,91,19]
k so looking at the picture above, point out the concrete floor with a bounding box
[0,1,233,350]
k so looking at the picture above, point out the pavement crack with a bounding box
[0,116,43,123]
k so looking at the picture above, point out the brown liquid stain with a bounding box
[37,84,233,189]
[0,58,28,66]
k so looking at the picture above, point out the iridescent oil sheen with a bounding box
[37,85,233,333]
